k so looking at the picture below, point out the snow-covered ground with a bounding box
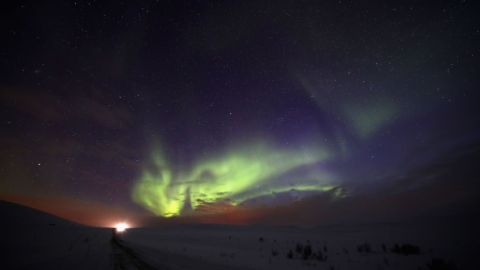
[120,221,478,270]
[2,200,478,269]
[1,201,112,269]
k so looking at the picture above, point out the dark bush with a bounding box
[295,243,303,254]
[302,244,312,260]
[357,243,372,253]
[391,243,420,255]
[316,250,327,262]
[426,258,457,270]
[287,249,293,259]
[271,249,278,257]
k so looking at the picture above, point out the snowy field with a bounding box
[2,200,478,269]
[120,221,478,270]
[1,201,112,269]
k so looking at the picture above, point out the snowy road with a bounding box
[111,233,157,270]
[114,231,253,270]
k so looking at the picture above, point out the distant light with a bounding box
[115,222,129,233]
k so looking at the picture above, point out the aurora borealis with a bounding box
[133,141,336,217]
[1,1,480,226]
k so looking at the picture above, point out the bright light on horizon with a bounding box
[114,222,129,232]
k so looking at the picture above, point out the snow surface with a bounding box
[2,200,478,269]
[120,221,479,270]
[1,201,112,269]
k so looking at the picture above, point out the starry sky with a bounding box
[1,1,480,227]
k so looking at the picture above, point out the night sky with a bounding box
[1,1,480,227]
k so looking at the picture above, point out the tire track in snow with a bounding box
[111,232,158,270]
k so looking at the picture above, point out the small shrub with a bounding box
[357,243,372,253]
[426,258,457,270]
[316,250,327,262]
[302,244,313,260]
[295,243,304,254]
[271,249,279,257]
[287,249,293,259]
[391,243,420,255]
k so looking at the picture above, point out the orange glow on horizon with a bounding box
[0,194,141,227]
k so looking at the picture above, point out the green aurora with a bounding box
[132,141,338,217]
